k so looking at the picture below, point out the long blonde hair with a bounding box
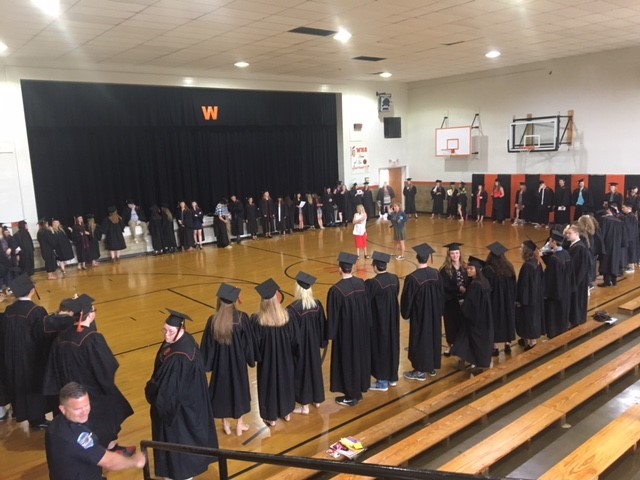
[295,284,317,310]
[211,300,237,345]
[257,296,289,327]
[577,215,597,237]
[440,250,465,277]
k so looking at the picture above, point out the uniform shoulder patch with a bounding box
[76,431,94,449]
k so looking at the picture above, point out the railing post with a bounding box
[141,445,151,480]
[218,455,229,480]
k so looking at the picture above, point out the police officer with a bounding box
[45,382,145,480]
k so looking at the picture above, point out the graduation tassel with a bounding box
[76,311,84,332]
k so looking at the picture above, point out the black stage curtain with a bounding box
[22,80,338,223]
[589,175,606,212]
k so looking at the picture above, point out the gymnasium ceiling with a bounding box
[2,0,640,83]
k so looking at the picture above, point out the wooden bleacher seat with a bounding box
[437,342,640,475]
[329,314,640,480]
[619,297,640,315]
[264,320,606,480]
[538,403,640,480]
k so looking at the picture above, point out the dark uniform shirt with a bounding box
[45,414,106,480]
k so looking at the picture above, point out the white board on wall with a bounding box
[435,126,472,156]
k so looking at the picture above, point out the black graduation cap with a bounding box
[125,199,135,205]
[165,308,192,328]
[295,271,317,289]
[406,178,412,181]
[217,283,240,303]
[538,180,545,185]
[363,181,369,185]
[8,273,35,297]
[107,205,117,214]
[450,181,455,185]
[609,182,618,186]
[523,240,538,251]
[460,181,465,187]
[255,278,280,299]
[435,179,442,183]
[550,230,565,243]
[85,213,95,219]
[623,199,634,208]
[487,241,508,256]
[71,294,95,315]
[372,251,392,264]
[577,178,584,183]
[413,243,435,259]
[337,252,358,265]
[352,182,357,187]
[519,182,525,186]
[467,256,485,270]
[443,242,463,251]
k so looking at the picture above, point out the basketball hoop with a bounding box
[520,146,536,153]
[449,148,457,156]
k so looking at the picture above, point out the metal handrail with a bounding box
[140,440,507,480]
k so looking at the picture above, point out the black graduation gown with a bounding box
[403,185,417,214]
[0,311,9,407]
[321,192,334,226]
[542,249,573,338]
[287,300,327,405]
[555,186,572,225]
[366,272,400,382]
[303,199,316,227]
[568,239,591,327]
[259,197,275,235]
[101,218,126,251]
[36,229,58,273]
[472,191,488,217]
[14,229,35,276]
[214,212,230,248]
[43,323,133,446]
[536,187,554,225]
[515,260,544,340]
[431,186,445,215]
[245,203,259,235]
[88,225,102,262]
[447,188,459,217]
[457,191,468,218]
[345,189,357,222]
[0,300,49,422]
[250,315,298,421]
[161,212,177,250]
[200,312,254,419]
[400,267,445,372]
[229,200,245,238]
[52,229,75,261]
[598,215,626,277]
[452,278,493,368]
[440,266,467,345]
[327,276,372,400]
[362,189,375,218]
[145,333,217,480]
[483,265,516,343]
[622,212,639,265]
[149,210,164,252]
[176,208,195,250]
[71,224,92,263]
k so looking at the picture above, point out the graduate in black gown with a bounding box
[515,240,544,350]
[303,193,317,229]
[260,191,275,238]
[572,179,593,221]
[403,178,418,218]
[541,230,574,338]
[36,218,58,280]
[245,197,259,239]
[51,218,75,274]
[145,309,217,480]
[229,195,245,244]
[483,242,517,356]
[160,205,178,253]
[71,215,92,270]
[565,225,591,328]
[200,284,254,437]
[554,178,571,225]
[176,201,195,251]
[43,295,135,452]
[597,208,626,286]
[362,182,376,219]
[452,257,494,371]
[439,243,468,355]
[14,221,35,276]
[101,207,126,261]
[366,251,400,391]
[431,180,445,217]
[148,205,164,255]
[621,201,639,271]
[251,278,298,425]
[322,187,335,227]
[0,274,50,428]
[327,252,372,406]
[447,182,459,219]
[85,214,102,266]
[287,272,327,414]
[401,243,445,380]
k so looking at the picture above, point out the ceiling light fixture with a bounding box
[485,50,501,58]
[333,28,352,43]
[234,61,250,68]
[0,41,8,53]
[380,72,392,78]
[183,77,194,85]
[32,0,60,17]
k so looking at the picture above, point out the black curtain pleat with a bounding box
[589,175,606,212]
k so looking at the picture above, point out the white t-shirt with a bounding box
[352,213,367,236]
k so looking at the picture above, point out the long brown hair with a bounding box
[440,250,465,278]
[257,296,289,327]
[485,252,515,277]
[108,211,121,224]
[211,300,237,345]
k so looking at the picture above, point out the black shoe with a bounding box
[492,348,499,357]
[597,282,613,287]
[517,338,525,347]
[504,344,512,354]
[443,349,451,357]
[335,396,359,407]
[29,420,50,430]
[524,344,535,351]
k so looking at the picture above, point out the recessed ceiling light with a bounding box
[333,28,352,43]
[183,77,194,85]
[234,61,250,68]
[485,50,501,58]
[32,0,60,17]
[380,72,392,78]
[0,41,8,53]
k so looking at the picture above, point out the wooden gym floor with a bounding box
[1,215,638,479]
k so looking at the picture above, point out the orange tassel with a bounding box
[76,312,84,332]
